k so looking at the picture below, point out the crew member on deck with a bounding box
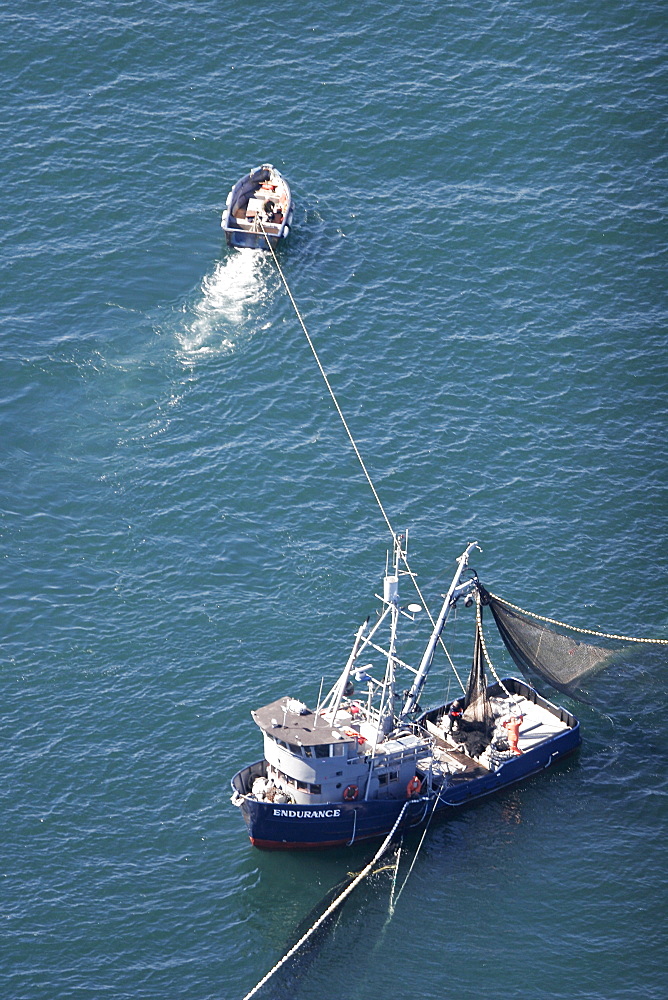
[448,699,463,735]
[503,715,524,755]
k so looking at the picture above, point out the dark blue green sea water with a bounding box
[2,2,666,998]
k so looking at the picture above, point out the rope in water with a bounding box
[240,800,411,1000]
[260,224,396,544]
[260,225,465,691]
[486,592,668,644]
[390,789,444,913]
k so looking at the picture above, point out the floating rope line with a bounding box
[240,800,410,1000]
[390,788,444,913]
[388,836,403,913]
[486,592,668,645]
[260,225,465,692]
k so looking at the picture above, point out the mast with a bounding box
[378,533,402,735]
[399,541,480,719]
[326,620,368,725]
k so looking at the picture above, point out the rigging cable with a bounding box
[475,592,513,699]
[260,224,465,692]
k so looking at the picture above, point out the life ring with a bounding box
[406,776,422,798]
[343,784,359,801]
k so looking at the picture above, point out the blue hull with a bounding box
[232,720,580,850]
[239,794,430,850]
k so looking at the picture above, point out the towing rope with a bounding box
[259,223,465,692]
[260,221,397,545]
[240,800,411,1000]
[486,592,668,645]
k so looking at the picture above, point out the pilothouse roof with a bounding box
[252,697,356,746]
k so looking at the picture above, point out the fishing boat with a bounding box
[231,536,588,850]
[221,163,294,250]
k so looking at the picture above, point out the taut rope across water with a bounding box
[260,224,466,690]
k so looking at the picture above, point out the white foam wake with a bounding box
[177,250,271,356]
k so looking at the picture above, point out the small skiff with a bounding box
[221,163,294,251]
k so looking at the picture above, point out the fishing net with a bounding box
[479,586,667,696]
[459,616,494,756]
[463,619,491,729]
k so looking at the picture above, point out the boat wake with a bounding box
[176,250,274,357]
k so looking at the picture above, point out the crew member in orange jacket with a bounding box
[503,715,524,755]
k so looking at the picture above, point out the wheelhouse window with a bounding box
[378,771,400,786]
[269,734,343,761]
[296,780,321,794]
